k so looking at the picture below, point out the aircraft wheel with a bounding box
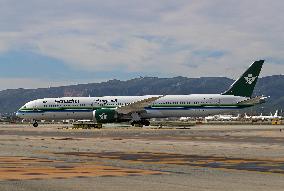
[143,120,150,126]
[33,122,38,127]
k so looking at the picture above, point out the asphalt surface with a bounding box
[0,123,283,191]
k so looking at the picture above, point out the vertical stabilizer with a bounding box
[222,60,264,97]
[274,110,278,117]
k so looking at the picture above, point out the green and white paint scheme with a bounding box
[17,60,265,127]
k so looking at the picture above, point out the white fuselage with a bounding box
[16,94,250,121]
[250,110,282,120]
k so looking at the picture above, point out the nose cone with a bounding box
[16,104,26,118]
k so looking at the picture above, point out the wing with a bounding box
[116,96,164,114]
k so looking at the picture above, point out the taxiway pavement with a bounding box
[0,124,283,191]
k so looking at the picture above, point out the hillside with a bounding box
[0,75,283,114]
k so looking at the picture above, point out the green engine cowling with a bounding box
[93,109,118,123]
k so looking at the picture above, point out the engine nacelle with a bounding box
[93,109,118,123]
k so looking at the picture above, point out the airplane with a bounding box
[16,60,266,127]
[251,113,265,120]
[204,115,217,121]
[179,117,192,121]
[244,113,252,120]
[248,110,282,121]
[205,114,240,121]
[230,114,241,120]
[273,110,282,120]
[217,114,240,121]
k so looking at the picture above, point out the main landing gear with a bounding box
[131,119,150,127]
[32,121,38,127]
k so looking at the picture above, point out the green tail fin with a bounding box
[222,60,264,97]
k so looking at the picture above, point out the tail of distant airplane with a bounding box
[222,60,264,97]
[274,110,278,117]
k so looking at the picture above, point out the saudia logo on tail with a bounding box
[244,74,257,84]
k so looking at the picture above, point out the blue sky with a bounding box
[0,0,283,90]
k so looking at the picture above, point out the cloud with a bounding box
[0,77,74,90]
[0,0,283,90]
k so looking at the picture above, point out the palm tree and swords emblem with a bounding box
[244,74,257,84]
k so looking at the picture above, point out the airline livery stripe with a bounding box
[18,105,250,113]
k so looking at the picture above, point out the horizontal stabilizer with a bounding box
[237,96,266,105]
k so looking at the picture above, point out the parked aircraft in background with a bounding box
[244,113,252,120]
[205,114,240,121]
[204,115,217,121]
[217,114,240,121]
[230,114,241,120]
[245,110,282,121]
[179,117,193,121]
[273,110,283,119]
[16,60,266,127]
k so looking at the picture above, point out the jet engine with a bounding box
[92,109,118,123]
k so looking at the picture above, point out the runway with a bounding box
[0,124,283,190]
